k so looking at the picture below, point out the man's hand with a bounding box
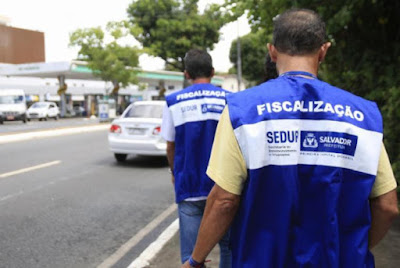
[171,175,175,185]
[181,260,191,268]
[181,260,206,268]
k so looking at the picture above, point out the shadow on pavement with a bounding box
[111,155,169,169]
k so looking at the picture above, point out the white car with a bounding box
[26,102,60,121]
[108,100,166,162]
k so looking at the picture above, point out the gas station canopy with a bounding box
[0,61,224,85]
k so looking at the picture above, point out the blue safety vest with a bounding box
[166,83,229,203]
[227,72,383,267]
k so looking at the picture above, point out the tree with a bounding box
[225,0,400,190]
[127,0,226,86]
[229,30,274,85]
[69,21,140,95]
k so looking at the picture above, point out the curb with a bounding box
[0,124,110,144]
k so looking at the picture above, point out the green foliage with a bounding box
[127,0,226,72]
[164,63,183,72]
[229,30,271,85]
[69,21,140,92]
[226,0,400,185]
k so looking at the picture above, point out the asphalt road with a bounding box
[0,128,175,268]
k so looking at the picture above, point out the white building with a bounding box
[221,74,247,92]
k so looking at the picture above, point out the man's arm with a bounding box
[161,104,176,185]
[166,141,175,185]
[369,189,399,249]
[181,106,246,267]
[182,184,240,267]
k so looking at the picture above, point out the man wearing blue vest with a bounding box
[183,9,398,268]
[161,49,231,267]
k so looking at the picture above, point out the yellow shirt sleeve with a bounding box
[206,106,247,195]
[370,143,398,198]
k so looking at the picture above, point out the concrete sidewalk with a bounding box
[145,217,400,268]
[145,232,220,268]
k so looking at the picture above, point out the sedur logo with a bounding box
[266,130,299,144]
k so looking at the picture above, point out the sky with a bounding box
[1,0,250,72]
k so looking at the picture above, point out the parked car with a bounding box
[26,102,59,121]
[0,89,27,124]
[108,100,166,162]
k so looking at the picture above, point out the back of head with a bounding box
[184,49,213,80]
[273,8,326,55]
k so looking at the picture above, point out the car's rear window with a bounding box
[31,103,48,108]
[124,104,163,118]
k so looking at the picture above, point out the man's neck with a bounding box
[192,77,212,84]
[276,53,319,77]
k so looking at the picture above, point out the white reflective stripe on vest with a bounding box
[169,97,226,127]
[234,119,382,175]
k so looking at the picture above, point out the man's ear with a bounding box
[318,42,331,63]
[184,70,191,80]
[210,68,215,78]
[267,43,278,63]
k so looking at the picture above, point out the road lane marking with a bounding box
[127,218,179,268]
[0,160,61,179]
[0,124,110,144]
[0,169,93,205]
[97,203,177,268]
[0,191,24,202]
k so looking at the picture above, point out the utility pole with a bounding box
[57,75,67,117]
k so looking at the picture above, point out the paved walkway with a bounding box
[147,217,400,268]
[372,217,400,268]
[145,232,220,268]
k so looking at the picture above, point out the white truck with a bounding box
[0,89,27,124]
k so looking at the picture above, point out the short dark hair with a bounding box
[273,8,326,55]
[184,49,213,79]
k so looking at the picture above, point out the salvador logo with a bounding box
[303,133,318,148]
[201,103,224,114]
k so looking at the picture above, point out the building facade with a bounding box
[0,24,45,64]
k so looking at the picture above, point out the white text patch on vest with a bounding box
[256,101,364,121]
[176,90,226,101]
